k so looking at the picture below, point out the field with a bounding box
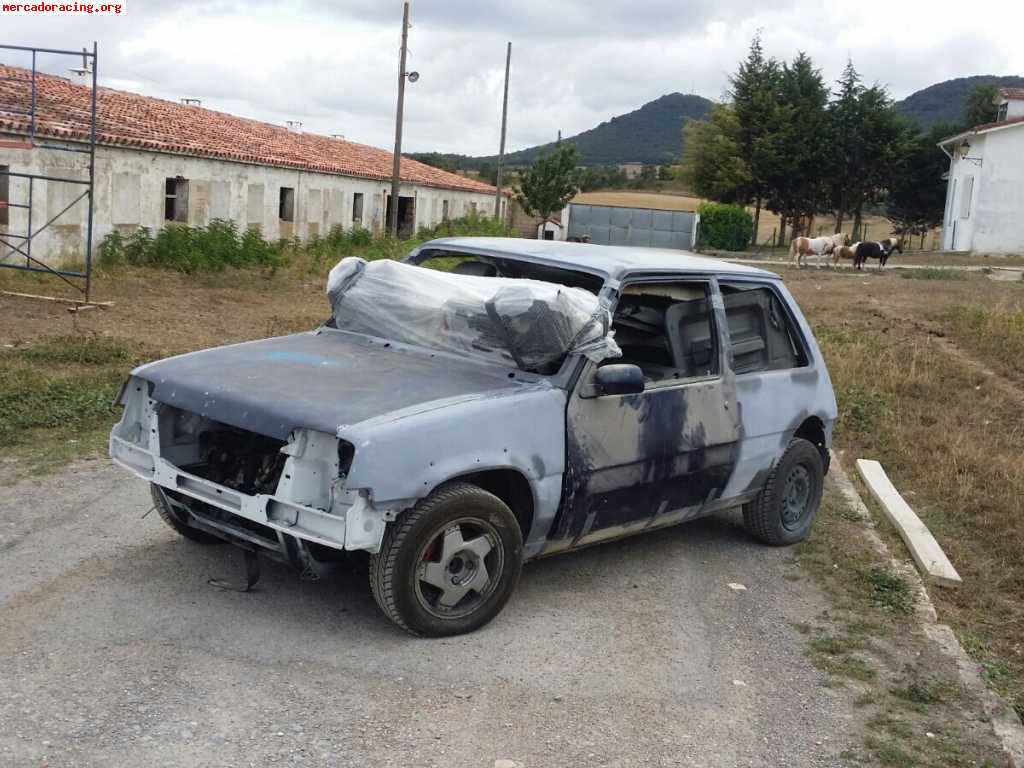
[784,265,1024,720]
[573,190,931,246]
[1,251,1023,730]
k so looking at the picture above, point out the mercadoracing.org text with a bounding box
[2,2,125,13]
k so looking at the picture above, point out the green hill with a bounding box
[411,92,714,170]
[895,75,1024,128]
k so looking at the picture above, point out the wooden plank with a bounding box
[0,290,114,308]
[856,459,962,588]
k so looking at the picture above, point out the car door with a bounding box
[546,277,741,551]
[716,280,818,500]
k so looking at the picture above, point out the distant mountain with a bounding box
[411,92,714,170]
[895,75,1024,129]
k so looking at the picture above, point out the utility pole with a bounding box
[389,1,411,238]
[494,41,511,222]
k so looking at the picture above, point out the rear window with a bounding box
[720,283,807,374]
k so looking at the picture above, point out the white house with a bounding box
[0,64,498,267]
[938,87,1024,254]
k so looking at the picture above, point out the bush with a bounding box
[697,202,753,251]
[97,220,286,273]
[95,212,512,275]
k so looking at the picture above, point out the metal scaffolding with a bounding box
[0,42,98,302]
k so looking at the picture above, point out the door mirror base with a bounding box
[593,364,645,396]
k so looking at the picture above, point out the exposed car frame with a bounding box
[110,238,837,635]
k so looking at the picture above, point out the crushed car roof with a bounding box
[412,237,780,282]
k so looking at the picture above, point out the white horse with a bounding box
[789,232,850,268]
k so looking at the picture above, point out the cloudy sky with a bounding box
[3,0,1023,156]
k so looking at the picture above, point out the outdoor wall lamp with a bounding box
[959,141,983,166]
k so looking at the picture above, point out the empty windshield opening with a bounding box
[413,250,605,295]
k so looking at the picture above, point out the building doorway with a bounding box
[385,194,416,238]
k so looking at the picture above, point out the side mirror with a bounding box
[594,364,645,396]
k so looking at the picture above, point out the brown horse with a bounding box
[789,233,850,268]
[833,243,859,266]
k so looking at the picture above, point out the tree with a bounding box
[578,165,626,192]
[886,122,955,242]
[757,52,830,242]
[729,32,783,237]
[826,60,865,233]
[826,61,905,238]
[963,84,998,128]
[476,162,498,185]
[678,106,751,203]
[515,145,582,236]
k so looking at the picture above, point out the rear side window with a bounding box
[720,283,807,374]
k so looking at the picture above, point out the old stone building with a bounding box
[0,64,498,267]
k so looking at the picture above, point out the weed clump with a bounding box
[98,220,286,273]
[97,211,512,275]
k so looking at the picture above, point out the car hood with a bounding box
[134,330,538,440]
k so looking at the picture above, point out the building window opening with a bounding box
[164,177,189,222]
[279,186,295,222]
[0,165,10,227]
[352,192,364,225]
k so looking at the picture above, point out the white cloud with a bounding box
[2,0,1022,155]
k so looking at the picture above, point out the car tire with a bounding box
[743,438,824,546]
[369,482,523,637]
[150,484,223,545]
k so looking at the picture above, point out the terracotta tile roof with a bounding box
[0,64,496,195]
[998,87,1024,101]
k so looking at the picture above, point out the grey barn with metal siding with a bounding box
[567,203,698,250]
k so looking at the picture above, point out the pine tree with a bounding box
[728,32,781,241]
[758,52,830,241]
[827,60,864,233]
[679,106,751,203]
[887,123,954,241]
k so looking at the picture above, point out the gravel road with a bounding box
[0,460,859,767]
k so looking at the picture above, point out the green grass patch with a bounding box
[868,568,913,613]
[0,335,154,478]
[898,268,968,281]
[9,335,138,366]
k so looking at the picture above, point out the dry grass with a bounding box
[784,266,1024,719]
[942,298,1024,390]
[572,190,915,245]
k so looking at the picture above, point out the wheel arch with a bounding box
[794,416,830,472]
[432,468,535,544]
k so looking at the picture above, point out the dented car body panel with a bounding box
[110,238,837,570]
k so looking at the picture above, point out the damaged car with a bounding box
[110,237,837,636]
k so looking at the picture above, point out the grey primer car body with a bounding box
[110,237,837,583]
